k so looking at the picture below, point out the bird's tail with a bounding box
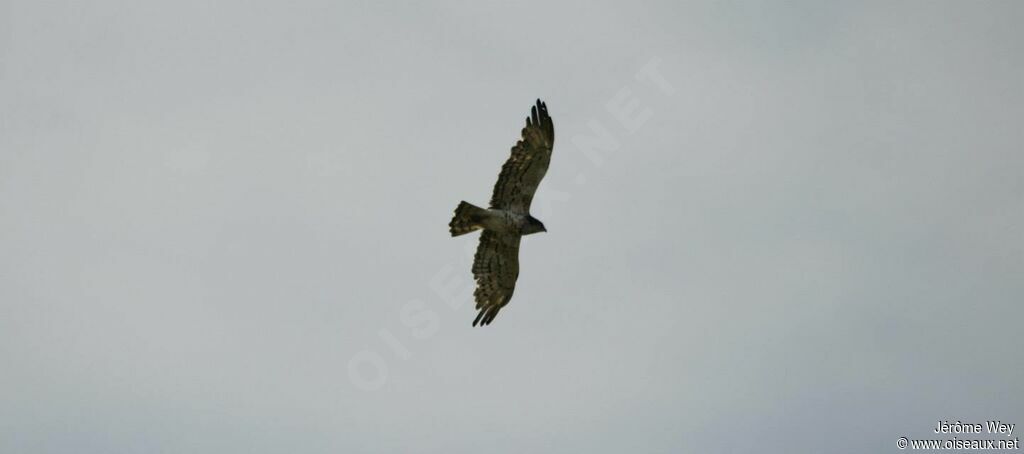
[449,201,487,236]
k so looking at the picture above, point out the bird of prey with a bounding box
[448,99,555,326]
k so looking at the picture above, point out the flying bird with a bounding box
[449,99,555,326]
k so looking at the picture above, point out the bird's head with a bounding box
[525,216,547,235]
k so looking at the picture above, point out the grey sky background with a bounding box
[2,1,1022,453]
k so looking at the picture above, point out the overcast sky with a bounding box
[2,1,1022,453]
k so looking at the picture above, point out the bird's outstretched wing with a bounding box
[489,99,555,213]
[471,230,521,326]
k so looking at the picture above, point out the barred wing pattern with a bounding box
[467,99,554,327]
[471,230,521,326]
[489,99,555,213]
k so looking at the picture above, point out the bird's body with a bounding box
[449,99,555,326]
[450,203,546,236]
